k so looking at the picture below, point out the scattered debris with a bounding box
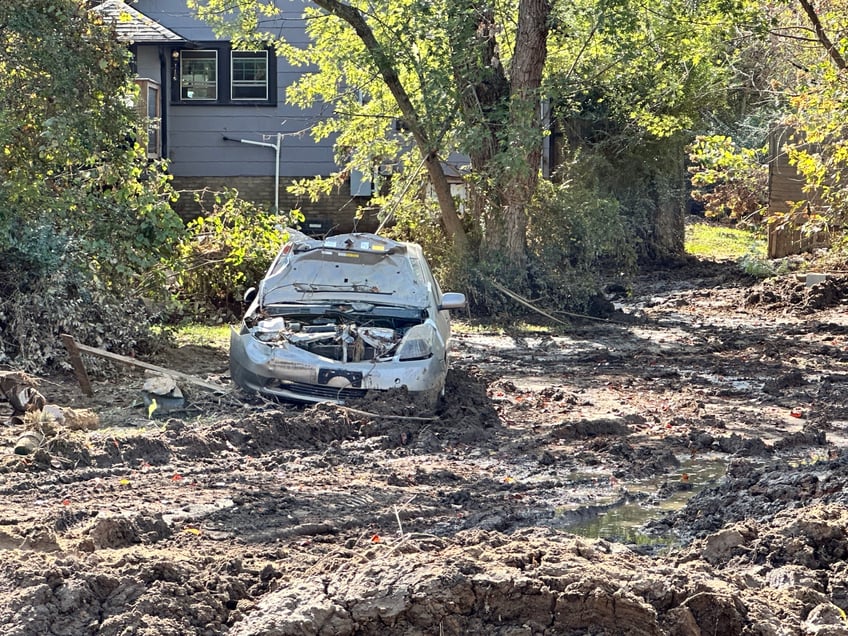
[0,263,845,635]
[0,371,45,420]
[13,430,43,455]
[142,374,186,416]
[61,333,228,396]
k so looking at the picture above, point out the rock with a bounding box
[766,565,825,592]
[142,375,185,415]
[82,512,171,549]
[802,603,848,635]
[702,528,746,564]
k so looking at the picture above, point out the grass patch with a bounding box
[173,323,230,348]
[685,220,766,261]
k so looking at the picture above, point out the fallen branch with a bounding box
[61,334,229,397]
[489,280,611,324]
[394,505,404,537]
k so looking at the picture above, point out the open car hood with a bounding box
[259,234,433,309]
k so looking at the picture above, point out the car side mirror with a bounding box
[439,292,466,311]
[243,287,257,304]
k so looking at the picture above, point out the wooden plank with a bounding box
[61,334,94,397]
[60,334,228,395]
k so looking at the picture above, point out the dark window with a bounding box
[180,50,217,100]
[232,51,268,100]
[172,45,275,106]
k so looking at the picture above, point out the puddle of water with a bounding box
[695,373,758,392]
[557,455,727,545]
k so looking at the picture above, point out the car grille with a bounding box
[274,380,367,401]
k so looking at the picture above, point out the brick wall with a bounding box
[170,175,381,234]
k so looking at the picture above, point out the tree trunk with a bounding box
[483,0,550,265]
[423,152,465,241]
[312,0,468,251]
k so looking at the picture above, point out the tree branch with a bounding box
[311,0,467,247]
[797,0,846,70]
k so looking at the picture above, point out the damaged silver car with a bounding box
[229,232,466,407]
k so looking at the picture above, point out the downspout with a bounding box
[222,133,282,213]
[158,46,168,159]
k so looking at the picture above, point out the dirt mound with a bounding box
[649,450,848,541]
[226,526,817,636]
[0,549,238,636]
[746,274,848,313]
[344,366,500,450]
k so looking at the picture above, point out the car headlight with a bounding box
[398,325,435,361]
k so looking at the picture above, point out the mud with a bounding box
[2,259,848,634]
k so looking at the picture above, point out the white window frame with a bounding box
[180,50,218,101]
[231,50,269,101]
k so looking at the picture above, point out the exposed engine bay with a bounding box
[245,303,427,363]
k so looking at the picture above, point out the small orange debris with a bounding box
[171,473,183,481]
[61,499,71,506]
[371,534,381,543]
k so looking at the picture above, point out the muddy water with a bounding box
[559,454,728,544]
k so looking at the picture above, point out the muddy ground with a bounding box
[2,257,848,635]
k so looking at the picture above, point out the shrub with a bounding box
[0,238,168,373]
[168,189,304,321]
[687,135,768,225]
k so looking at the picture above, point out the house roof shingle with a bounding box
[93,0,185,43]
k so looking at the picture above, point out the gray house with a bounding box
[94,0,376,233]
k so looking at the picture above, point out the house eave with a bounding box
[92,0,187,44]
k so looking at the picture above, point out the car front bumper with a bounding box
[229,326,447,405]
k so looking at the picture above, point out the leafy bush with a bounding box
[0,1,185,372]
[168,189,304,321]
[520,166,636,313]
[380,157,637,319]
[687,135,768,224]
[0,241,168,373]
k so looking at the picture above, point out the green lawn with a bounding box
[684,220,766,261]
[173,323,231,348]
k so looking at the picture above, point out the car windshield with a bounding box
[258,302,426,321]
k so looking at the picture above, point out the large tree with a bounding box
[0,0,181,283]
[0,0,182,369]
[448,0,550,263]
[193,0,551,267]
[541,0,753,259]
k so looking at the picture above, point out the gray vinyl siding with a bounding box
[134,46,161,80]
[135,0,313,45]
[133,0,338,180]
